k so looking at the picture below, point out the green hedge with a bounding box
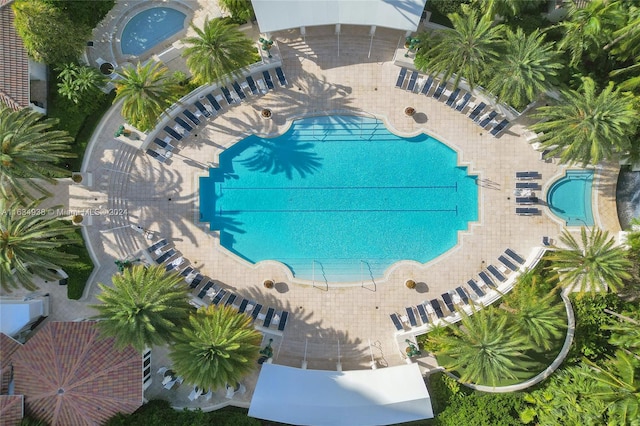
[61,226,94,300]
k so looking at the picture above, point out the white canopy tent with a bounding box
[252,0,428,33]
[248,363,434,425]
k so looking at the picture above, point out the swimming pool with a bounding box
[120,7,186,56]
[547,170,594,226]
[200,116,478,282]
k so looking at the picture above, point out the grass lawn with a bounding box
[62,226,95,300]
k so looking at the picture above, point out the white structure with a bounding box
[0,295,50,341]
[249,363,434,425]
[252,0,428,34]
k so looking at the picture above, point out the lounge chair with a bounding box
[467,279,485,297]
[225,293,237,307]
[197,281,213,299]
[516,207,540,215]
[418,76,433,95]
[395,67,407,88]
[194,100,211,117]
[516,182,540,189]
[188,386,203,401]
[516,171,541,179]
[174,116,193,133]
[405,307,418,327]
[238,299,250,313]
[163,126,182,141]
[155,248,176,264]
[406,71,418,91]
[246,76,259,94]
[232,81,247,100]
[263,307,275,327]
[488,265,506,282]
[432,82,447,99]
[165,256,184,272]
[220,86,234,104]
[441,293,455,313]
[250,304,263,321]
[498,255,518,272]
[212,289,227,305]
[205,93,222,111]
[277,311,289,331]
[479,271,496,288]
[430,299,445,318]
[154,137,174,152]
[468,102,487,121]
[262,70,275,90]
[189,274,203,289]
[390,313,403,331]
[147,239,168,253]
[477,111,498,128]
[445,88,461,107]
[146,149,167,163]
[275,67,288,86]
[180,266,194,277]
[455,286,470,304]
[516,196,538,204]
[490,119,509,136]
[543,236,553,246]
[256,78,268,93]
[455,93,472,111]
[416,304,429,324]
[505,248,525,264]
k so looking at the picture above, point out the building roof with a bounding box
[0,333,22,395]
[252,0,428,34]
[11,322,143,426]
[0,395,24,426]
[0,2,30,110]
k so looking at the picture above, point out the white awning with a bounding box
[248,363,434,426]
[252,0,428,33]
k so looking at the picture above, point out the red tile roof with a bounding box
[0,395,23,425]
[0,333,22,395]
[12,322,143,426]
[0,2,30,110]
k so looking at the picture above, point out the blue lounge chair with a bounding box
[155,248,176,264]
[543,237,552,246]
[467,279,485,297]
[163,126,182,141]
[154,138,174,152]
[455,287,470,304]
[232,81,247,100]
[516,182,540,189]
[390,313,403,331]
[405,307,418,327]
[499,255,518,272]
[205,93,222,111]
[246,76,259,94]
[420,76,434,94]
[197,281,213,299]
[225,293,237,307]
[477,111,498,128]
[416,304,429,324]
[277,311,289,331]
[432,82,447,99]
[516,197,538,204]
[194,100,211,117]
[165,257,184,272]
[146,149,167,163]
[441,293,455,313]
[251,304,263,321]
[516,171,540,179]
[238,298,249,313]
[479,271,496,288]
[174,116,193,133]
[490,119,509,136]
[430,299,445,318]
[180,266,194,277]
[212,289,227,305]
[455,93,472,111]
[395,67,407,88]
[263,307,275,327]
[468,102,486,121]
[516,207,540,215]
[147,239,168,253]
[262,71,275,90]
[189,274,203,289]
[488,265,506,282]
[275,67,288,86]
[182,109,200,126]
[406,71,418,91]
[445,88,461,107]
[220,86,234,104]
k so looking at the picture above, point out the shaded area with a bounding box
[616,166,640,230]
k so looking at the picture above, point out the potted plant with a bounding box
[261,108,272,119]
[405,279,416,289]
[72,214,83,225]
[404,107,416,116]
[263,279,274,289]
[72,173,83,184]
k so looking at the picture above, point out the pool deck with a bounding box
[4,5,624,412]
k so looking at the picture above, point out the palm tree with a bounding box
[92,265,191,352]
[414,9,504,89]
[430,305,530,386]
[529,77,639,166]
[113,61,179,132]
[218,0,254,22]
[475,0,546,20]
[604,311,640,355]
[546,227,632,295]
[169,305,262,391]
[182,17,259,85]
[0,106,75,203]
[486,28,562,110]
[57,62,106,105]
[0,198,80,292]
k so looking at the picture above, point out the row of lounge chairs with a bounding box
[515,171,542,215]
[394,67,510,137]
[146,239,289,332]
[146,66,289,163]
[390,248,526,331]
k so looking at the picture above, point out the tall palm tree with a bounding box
[486,28,562,110]
[414,9,504,89]
[182,17,259,85]
[0,106,74,203]
[0,198,80,292]
[57,62,106,105]
[92,265,191,352]
[546,227,632,295]
[169,305,262,391]
[530,77,639,166]
[218,0,254,22]
[430,305,530,386]
[474,0,546,20]
[604,312,640,355]
[113,61,179,132]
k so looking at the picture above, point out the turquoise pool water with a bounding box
[547,170,594,226]
[121,7,186,56]
[200,116,478,282]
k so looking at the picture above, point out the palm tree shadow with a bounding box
[239,139,322,179]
